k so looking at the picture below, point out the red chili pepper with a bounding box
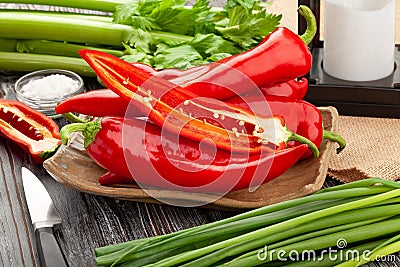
[146,27,311,100]
[55,76,308,116]
[56,89,130,117]
[98,171,134,185]
[225,95,329,160]
[60,116,308,192]
[150,5,316,99]
[259,78,308,100]
[131,58,308,100]
[79,49,319,156]
[56,89,345,160]
[0,99,61,163]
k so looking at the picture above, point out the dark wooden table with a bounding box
[0,72,243,267]
[1,2,400,266]
[2,71,400,267]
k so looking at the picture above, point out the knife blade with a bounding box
[21,167,68,267]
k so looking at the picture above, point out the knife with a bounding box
[21,167,68,267]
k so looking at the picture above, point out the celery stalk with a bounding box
[0,39,16,52]
[0,0,131,12]
[14,39,125,58]
[0,52,95,76]
[0,10,114,22]
[0,12,129,47]
[0,12,192,47]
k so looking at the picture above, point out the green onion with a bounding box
[336,233,400,267]
[94,179,400,266]
[0,52,95,76]
[94,185,391,257]
[284,239,387,267]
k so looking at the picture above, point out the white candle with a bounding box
[323,0,396,81]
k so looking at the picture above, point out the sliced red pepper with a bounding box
[225,95,336,160]
[132,61,308,100]
[79,49,319,157]
[56,89,345,160]
[0,99,61,163]
[60,116,308,192]
[55,77,308,117]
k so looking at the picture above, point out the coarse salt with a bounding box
[20,74,80,99]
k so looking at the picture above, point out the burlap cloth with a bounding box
[327,116,400,183]
[266,0,400,183]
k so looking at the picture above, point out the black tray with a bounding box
[298,0,400,118]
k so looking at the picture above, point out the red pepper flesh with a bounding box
[56,89,130,117]
[259,78,308,100]
[0,99,61,163]
[225,95,323,159]
[98,171,134,185]
[155,28,312,99]
[56,76,308,117]
[131,61,309,100]
[60,116,308,192]
[79,50,319,156]
[57,88,347,160]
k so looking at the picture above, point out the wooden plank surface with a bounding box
[2,68,400,267]
[0,1,400,267]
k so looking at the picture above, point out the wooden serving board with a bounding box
[43,107,339,210]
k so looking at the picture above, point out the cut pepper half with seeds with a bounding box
[79,50,319,157]
[0,99,61,163]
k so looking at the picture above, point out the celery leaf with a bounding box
[152,45,205,69]
[114,0,281,69]
[188,33,240,57]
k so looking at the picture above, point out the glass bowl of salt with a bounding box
[14,69,84,118]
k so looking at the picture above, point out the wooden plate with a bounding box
[43,107,339,210]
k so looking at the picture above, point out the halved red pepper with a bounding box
[56,89,345,160]
[225,94,346,159]
[55,76,308,117]
[133,63,309,100]
[102,6,314,100]
[60,116,309,192]
[0,99,61,163]
[79,49,319,157]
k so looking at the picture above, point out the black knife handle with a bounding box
[35,227,68,267]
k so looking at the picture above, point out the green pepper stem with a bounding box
[288,131,320,158]
[61,112,91,123]
[59,118,101,148]
[298,5,317,45]
[323,130,346,154]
